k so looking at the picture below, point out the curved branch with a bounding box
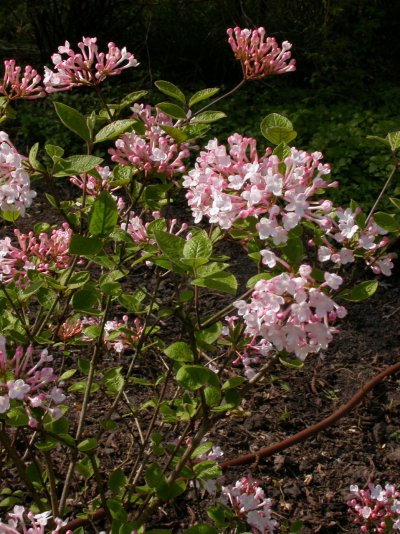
[59,361,400,533]
[220,361,400,469]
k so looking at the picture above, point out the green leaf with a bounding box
[155,80,186,104]
[35,437,58,451]
[279,355,304,369]
[78,438,97,452]
[154,230,187,270]
[261,112,293,129]
[107,498,127,522]
[103,367,125,394]
[192,271,237,294]
[184,525,218,534]
[156,479,187,501]
[0,209,20,222]
[6,406,29,427]
[212,389,241,412]
[72,288,100,312]
[183,234,212,261]
[0,496,22,507]
[63,271,91,289]
[45,144,64,160]
[156,102,187,120]
[222,376,246,390]
[261,113,296,145]
[193,460,221,480]
[337,280,378,302]
[109,468,128,496]
[94,119,138,143]
[373,211,400,232]
[54,102,91,142]
[366,135,390,147]
[69,381,99,394]
[190,441,213,459]
[262,127,297,145]
[89,190,118,238]
[273,141,291,161]
[164,341,194,362]
[145,463,165,488]
[176,365,217,391]
[204,385,221,406]
[29,142,43,169]
[59,369,77,381]
[191,111,226,124]
[53,155,103,176]
[119,90,148,109]
[246,273,273,289]
[160,125,188,143]
[189,88,220,107]
[389,197,400,211]
[68,235,103,256]
[195,322,222,345]
[387,130,400,151]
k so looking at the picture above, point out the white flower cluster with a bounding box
[0,131,35,216]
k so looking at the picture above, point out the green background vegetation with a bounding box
[1,0,400,208]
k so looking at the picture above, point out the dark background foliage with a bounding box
[1,0,400,90]
[1,0,400,209]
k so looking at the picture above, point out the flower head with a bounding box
[44,37,139,92]
[0,338,65,425]
[227,26,296,80]
[0,59,45,100]
[0,131,36,217]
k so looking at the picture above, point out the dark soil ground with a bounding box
[1,187,400,534]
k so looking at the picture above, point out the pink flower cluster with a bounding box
[0,505,70,534]
[0,60,45,100]
[0,131,36,216]
[69,165,126,211]
[59,315,143,354]
[44,37,138,92]
[0,337,65,427]
[347,483,400,532]
[233,266,346,370]
[183,135,333,236]
[221,476,277,533]
[109,104,191,178]
[227,26,296,80]
[121,210,188,245]
[0,223,73,285]
[317,208,394,276]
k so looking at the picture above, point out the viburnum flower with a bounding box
[183,134,334,238]
[0,131,36,216]
[227,26,296,80]
[71,315,143,353]
[317,209,394,276]
[69,165,126,211]
[121,210,189,246]
[0,59,45,100]
[184,437,224,494]
[347,483,400,532]
[44,37,139,92]
[109,104,191,178]
[0,338,65,427]
[232,266,346,372]
[0,505,70,534]
[221,476,277,533]
[0,223,74,285]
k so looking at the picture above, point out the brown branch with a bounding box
[59,361,400,533]
[220,361,400,469]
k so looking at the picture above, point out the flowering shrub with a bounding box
[0,25,398,534]
[0,131,36,217]
[347,483,400,532]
